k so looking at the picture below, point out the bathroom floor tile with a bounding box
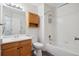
[42,51,54,56]
[32,51,54,56]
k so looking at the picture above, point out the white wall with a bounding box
[0,6,2,36]
[19,4,39,43]
[0,4,1,53]
[44,4,57,45]
[57,3,79,54]
[38,4,44,43]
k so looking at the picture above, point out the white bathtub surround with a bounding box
[44,4,57,46]
[42,3,79,56]
[56,3,79,55]
[46,43,78,56]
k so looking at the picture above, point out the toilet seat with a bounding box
[33,42,43,49]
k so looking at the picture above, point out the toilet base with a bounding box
[34,49,42,56]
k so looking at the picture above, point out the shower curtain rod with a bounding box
[57,3,69,8]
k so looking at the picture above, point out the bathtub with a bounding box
[45,43,79,56]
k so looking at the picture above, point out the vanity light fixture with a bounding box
[5,3,23,10]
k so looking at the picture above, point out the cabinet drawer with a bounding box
[2,47,19,56]
[19,39,32,46]
[23,45,32,51]
[2,42,19,50]
[26,51,32,56]
[19,47,32,56]
[23,50,32,56]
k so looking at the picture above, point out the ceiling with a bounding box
[30,3,67,8]
[28,3,66,8]
[46,3,67,8]
[14,3,67,9]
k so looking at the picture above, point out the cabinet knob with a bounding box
[17,47,22,49]
[17,48,19,49]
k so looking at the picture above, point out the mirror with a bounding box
[1,5,26,36]
[3,15,12,35]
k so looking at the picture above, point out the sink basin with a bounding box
[0,34,32,44]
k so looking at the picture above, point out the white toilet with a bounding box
[33,42,44,56]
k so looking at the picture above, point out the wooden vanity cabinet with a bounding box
[1,39,32,56]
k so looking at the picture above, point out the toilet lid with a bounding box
[33,42,43,47]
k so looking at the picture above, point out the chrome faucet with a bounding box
[0,23,5,35]
[0,24,3,25]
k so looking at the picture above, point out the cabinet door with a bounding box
[19,40,32,56]
[19,46,32,56]
[29,12,39,24]
[2,47,19,56]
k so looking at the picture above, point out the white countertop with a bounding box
[0,35,32,44]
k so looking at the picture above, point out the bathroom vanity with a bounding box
[1,35,32,56]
